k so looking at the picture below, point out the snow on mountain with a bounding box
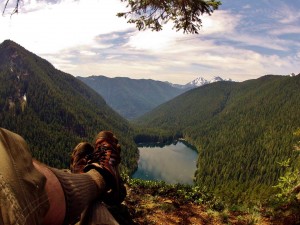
[209,76,224,83]
[185,77,209,88]
[170,76,232,90]
[182,76,232,89]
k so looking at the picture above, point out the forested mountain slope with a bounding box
[77,75,185,119]
[0,40,138,172]
[134,75,300,203]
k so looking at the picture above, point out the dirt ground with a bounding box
[109,185,273,225]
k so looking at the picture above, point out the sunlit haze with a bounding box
[1,0,299,84]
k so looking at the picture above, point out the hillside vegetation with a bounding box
[1,40,300,223]
[134,75,300,204]
[0,40,138,173]
[111,171,300,225]
[78,75,185,119]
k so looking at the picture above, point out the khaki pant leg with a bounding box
[0,128,49,225]
[78,202,119,225]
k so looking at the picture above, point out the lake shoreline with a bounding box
[132,141,198,185]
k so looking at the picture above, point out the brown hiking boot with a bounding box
[84,131,126,205]
[70,142,94,173]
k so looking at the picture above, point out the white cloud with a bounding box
[1,1,299,84]
[242,4,251,9]
[269,26,300,36]
[79,50,96,56]
[0,0,131,54]
[200,10,240,35]
[126,24,183,51]
[52,33,296,84]
[126,10,240,52]
[276,6,300,24]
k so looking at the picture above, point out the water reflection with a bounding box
[132,141,198,184]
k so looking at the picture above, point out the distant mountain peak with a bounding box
[179,76,232,89]
[188,77,208,87]
[1,39,17,46]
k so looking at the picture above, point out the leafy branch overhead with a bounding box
[3,0,221,34]
[2,0,19,15]
[117,0,221,34]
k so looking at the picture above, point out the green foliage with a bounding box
[127,178,225,211]
[270,130,300,208]
[272,167,299,207]
[132,124,181,144]
[0,40,138,173]
[266,156,300,224]
[118,0,221,34]
[134,75,300,204]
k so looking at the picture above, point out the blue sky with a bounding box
[1,0,299,84]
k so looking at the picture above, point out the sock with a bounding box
[49,168,106,225]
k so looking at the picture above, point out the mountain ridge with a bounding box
[77,75,186,119]
[78,75,233,119]
[0,39,138,172]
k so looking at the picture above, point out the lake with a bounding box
[132,141,198,185]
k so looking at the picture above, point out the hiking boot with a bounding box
[84,131,126,205]
[70,142,94,173]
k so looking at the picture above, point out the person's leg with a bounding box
[78,202,119,225]
[33,161,66,225]
[0,128,123,225]
[90,131,127,205]
[0,128,107,225]
[0,128,49,225]
[70,141,120,225]
[71,131,127,206]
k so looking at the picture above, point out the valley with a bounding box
[133,74,300,204]
[1,39,300,224]
[78,75,232,120]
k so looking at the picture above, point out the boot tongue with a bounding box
[95,131,118,148]
[96,131,117,141]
